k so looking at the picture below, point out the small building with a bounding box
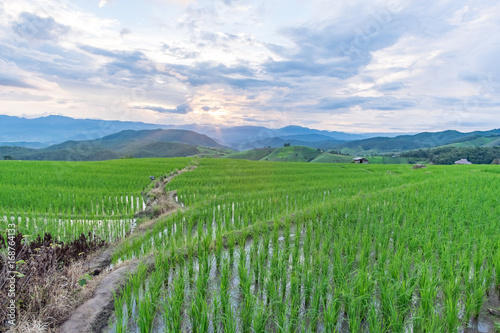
[353,157,369,164]
[412,164,427,169]
[454,158,472,165]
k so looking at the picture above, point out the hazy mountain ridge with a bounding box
[0,115,396,147]
[0,129,227,161]
[0,115,499,160]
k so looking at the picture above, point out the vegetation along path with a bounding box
[59,164,197,333]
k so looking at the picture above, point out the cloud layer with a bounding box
[0,0,499,132]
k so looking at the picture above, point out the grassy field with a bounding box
[310,153,354,163]
[224,148,277,161]
[0,158,192,242]
[1,158,500,332]
[261,146,320,162]
[109,159,500,332]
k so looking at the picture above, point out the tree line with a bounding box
[401,146,500,164]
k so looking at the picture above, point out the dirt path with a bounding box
[58,165,196,333]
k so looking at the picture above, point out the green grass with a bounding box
[0,157,193,242]
[261,146,320,162]
[310,152,354,163]
[3,156,499,331]
[108,159,500,332]
[443,135,500,148]
[224,148,276,161]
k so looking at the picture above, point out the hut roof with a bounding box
[454,158,472,165]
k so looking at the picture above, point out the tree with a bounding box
[4,155,13,160]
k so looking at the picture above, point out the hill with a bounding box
[224,148,277,161]
[261,146,321,162]
[2,115,410,149]
[0,115,176,145]
[401,146,500,164]
[310,153,354,163]
[0,129,230,161]
[441,134,500,148]
[337,129,500,155]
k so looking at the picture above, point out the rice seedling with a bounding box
[13,158,496,333]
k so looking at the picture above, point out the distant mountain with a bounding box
[0,129,229,161]
[337,129,500,155]
[0,115,174,145]
[441,134,500,148]
[190,125,364,149]
[225,146,321,162]
[0,115,406,149]
[277,134,341,142]
[1,115,499,156]
[0,141,48,149]
[237,137,345,150]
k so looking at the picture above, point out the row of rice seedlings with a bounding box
[114,156,452,263]
[108,161,500,332]
[0,158,192,213]
[2,211,135,243]
[111,215,498,332]
[0,158,194,245]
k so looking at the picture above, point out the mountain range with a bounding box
[0,115,499,161]
[0,115,405,148]
[0,129,229,161]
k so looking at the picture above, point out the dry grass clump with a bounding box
[0,233,106,332]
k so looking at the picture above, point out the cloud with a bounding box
[135,104,193,114]
[12,12,70,41]
[2,0,500,132]
[120,28,131,36]
[0,76,36,89]
[313,96,415,112]
[98,0,111,8]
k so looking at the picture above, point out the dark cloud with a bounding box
[79,45,145,62]
[12,12,70,41]
[264,9,420,79]
[0,76,36,89]
[172,61,288,88]
[162,44,199,59]
[314,96,415,112]
[201,106,211,111]
[120,28,131,36]
[376,82,404,91]
[0,43,95,82]
[316,97,370,110]
[80,45,154,77]
[137,104,192,114]
[264,59,352,78]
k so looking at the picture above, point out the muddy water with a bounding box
[104,226,500,333]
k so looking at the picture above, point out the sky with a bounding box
[0,0,499,133]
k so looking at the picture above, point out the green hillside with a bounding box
[224,148,276,160]
[261,146,321,162]
[0,129,230,161]
[442,135,500,148]
[337,129,500,155]
[310,153,354,163]
[401,146,500,164]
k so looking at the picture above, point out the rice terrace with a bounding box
[2,0,500,332]
[1,157,499,332]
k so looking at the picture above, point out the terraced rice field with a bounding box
[109,159,500,332]
[1,158,499,332]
